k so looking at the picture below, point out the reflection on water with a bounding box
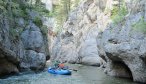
[0,64,140,84]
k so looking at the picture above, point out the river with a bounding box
[0,64,140,84]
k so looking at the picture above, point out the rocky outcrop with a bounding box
[50,0,105,66]
[0,46,19,76]
[0,59,19,77]
[20,22,47,70]
[96,0,146,83]
[93,0,146,83]
[0,0,50,77]
[51,0,146,83]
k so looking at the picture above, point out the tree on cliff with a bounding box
[53,0,80,33]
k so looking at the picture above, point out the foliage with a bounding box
[9,27,24,40]
[74,0,81,7]
[32,3,50,17]
[12,8,27,18]
[0,0,52,41]
[48,11,55,17]
[111,6,119,19]
[54,26,63,34]
[40,25,48,36]
[1,0,81,40]
[53,0,81,33]
[111,1,128,24]
[33,16,43,28]
[132,17,146,33]
[0,1,7,20]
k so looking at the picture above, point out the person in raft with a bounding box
[53,61,66,69]
[53,60,60,69]
[58,63,65,69]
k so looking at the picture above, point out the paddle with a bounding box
[69,69,78,72]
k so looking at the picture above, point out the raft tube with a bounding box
[48,67,71,75]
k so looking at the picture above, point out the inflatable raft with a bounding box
[48,67,71,75]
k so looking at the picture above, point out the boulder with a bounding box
[82,57,103,66]
[21,23,44,53]
[20,50,46,70]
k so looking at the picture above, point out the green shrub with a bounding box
[10,1,29,19]
[132,18,146,33]
[111,6,119,19]
[32,3,50,17]
[12,8,24,17]
[33,18,48,36]
[40,25,48,36]
[0,5,6,17]
[111,3,128,24]
[9,27,23,40]
[0,1,7,16]
[48,11,55,17]
[33,16,43,28]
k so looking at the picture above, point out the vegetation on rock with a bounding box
[0,0,51,41]
[33,16,43,28]
[111,0,128,24]
[52,0,81,33]
[132,17,146,33]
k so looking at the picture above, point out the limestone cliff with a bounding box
[97,0,146,83]
[0,0,50,77]
[50,0,104,66]
[51,0,146,83]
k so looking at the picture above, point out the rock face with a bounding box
[51,0,146,83]
[0,59,19,77]
[50,0,105,66]
[20,23,47,70]
[0,0,50,77]
[96,0,146,83]
[0,46,19,76]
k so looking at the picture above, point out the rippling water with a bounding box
[0,64,140,84]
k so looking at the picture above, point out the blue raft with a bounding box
[48,67,71,75]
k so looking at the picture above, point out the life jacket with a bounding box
[59,63,65,68]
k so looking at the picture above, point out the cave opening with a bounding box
[112,61,133,80]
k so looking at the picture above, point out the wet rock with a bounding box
[0,59,19,77]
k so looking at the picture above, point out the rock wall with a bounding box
[0,0,50,77]
[51,0,146,83]
[97,0,146,83]
[50,0,105,66]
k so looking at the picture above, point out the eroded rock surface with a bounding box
[51,0,146,83]
[97,0,146,83]
[50,0,104,66]
[0,0,50,77]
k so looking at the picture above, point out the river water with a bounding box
[0,64,140,84]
